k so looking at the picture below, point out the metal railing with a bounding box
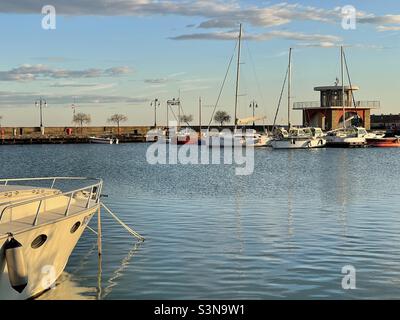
[0,177,103,226]
[293,101,381,109]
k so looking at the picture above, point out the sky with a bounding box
[0,0,399,127]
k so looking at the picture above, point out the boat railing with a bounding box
[0,177,103,226]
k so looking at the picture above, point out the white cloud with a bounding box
[170,30,342,43]
[0,64,132,81]
[377,25,400,32]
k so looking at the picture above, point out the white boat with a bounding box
[202,25,271,148]
[324,46,375,148]
[171,127,199,145]
[145,128,170,143]
[271,127,326,149]
[326,126,374,147]
[271,48,324,149]
[89,136,119,144]
[0,177,102,299]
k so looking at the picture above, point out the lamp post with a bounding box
[35,97,47,135]
[249,100,258,128]
[167,98,180,127]
[151,98,160,128]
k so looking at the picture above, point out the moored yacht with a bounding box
[271,127,326,149]
[0,177,102,299]
[270,48,324,150]
[326,126,373,147]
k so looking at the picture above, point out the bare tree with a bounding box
[179,114,193,127]
[108,114,128,135]
[73,113,91,134]
[214,111,231,127]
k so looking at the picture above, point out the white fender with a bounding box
[5,237,28,293]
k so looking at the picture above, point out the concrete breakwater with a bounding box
[0,126,151,144]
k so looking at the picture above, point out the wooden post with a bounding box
[97,206,102,256]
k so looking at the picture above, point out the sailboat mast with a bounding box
[288,48,292,129]
[234,23,242,130]
[199,97,202,134]
[341,45,346,128]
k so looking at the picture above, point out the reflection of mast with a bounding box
[286,151,294,239]
[234,191,244,255]
[102,243,141,299]
[337,150,349,236]
[97,254,102,300]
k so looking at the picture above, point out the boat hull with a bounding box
[271,138,326,149]
[366,137,400,148]
[0,206,98,300]
[326,137,366,148]
[89,137,118,144]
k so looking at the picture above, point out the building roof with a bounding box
[314,85,359,92]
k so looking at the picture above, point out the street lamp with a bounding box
[151,98,160,128]
[35,97,47,135]
[249,100,258,128]
[167,98,181,128]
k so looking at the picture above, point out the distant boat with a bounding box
[89,136,119,144]
[325,46,371,147]
[202,24,270,148]
[145,128,170,143]
[326,126,374,147]
[171,127,198,145]
[366,135,400,148]
[271,48,326,149]
[271,127,326,149]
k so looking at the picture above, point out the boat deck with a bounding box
[0,198,97,237]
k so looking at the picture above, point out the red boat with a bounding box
[366,137,400,147]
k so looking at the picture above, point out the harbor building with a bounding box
[293,85,380,130]
[370,114,400,130]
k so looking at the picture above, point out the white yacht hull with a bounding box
[0,206,97,300]
[271,137,326,149]
[326,136,366,147]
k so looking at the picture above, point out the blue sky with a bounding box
[0,0,399,127]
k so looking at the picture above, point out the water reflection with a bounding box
[37,272,96,300]
[101,242,142,299]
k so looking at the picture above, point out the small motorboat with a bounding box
[89,136,119,144]
[145,128,170,143]
[171,127,199,145]
[325,126,374,148]
[366,136,400,147]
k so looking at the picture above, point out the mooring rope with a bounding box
[100,203,145,242]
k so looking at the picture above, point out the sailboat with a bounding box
[202,24,269,148]
[271,48,326,149]
[325,46,373,147]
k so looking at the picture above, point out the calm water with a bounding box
[1,143,400,299]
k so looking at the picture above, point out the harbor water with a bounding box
[1,143,400,299]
